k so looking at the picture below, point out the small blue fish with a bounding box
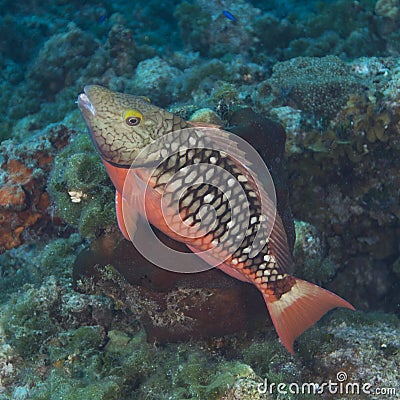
[98,14,107,23]
[222,10,236,22]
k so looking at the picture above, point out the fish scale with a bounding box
[78,84,355,354]
[148,140,327,299]
[150,145,287,291]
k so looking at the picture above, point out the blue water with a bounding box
[0,0,386,138]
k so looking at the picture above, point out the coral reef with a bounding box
[1,0,394,141]
[175,0,262,57]
[0,158,45,253]
[48,133,116,238]
[293,221,337,286]
[375,0,399,20]
[1,274,398,400]
[0,125,71,254]
[1,0,400,398]
[131,56,183,105]
[296,311,400,400]
[3,277,62,356]
[268,56,400,311]
[73,230,268,342]
[189,108,224,126]
[27,24,97,98]
[261,55,363,120]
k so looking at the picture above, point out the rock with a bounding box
[73,229,268,342]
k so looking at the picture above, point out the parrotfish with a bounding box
[77,85,354,353]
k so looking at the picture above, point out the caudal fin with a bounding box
[265,278,355,353]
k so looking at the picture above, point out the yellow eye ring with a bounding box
[123,109,143,126]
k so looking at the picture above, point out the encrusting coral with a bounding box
[0,125,71,253]
[263,55,364,119]
[48,133,116,238]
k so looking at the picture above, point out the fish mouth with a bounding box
[77,87,96,117]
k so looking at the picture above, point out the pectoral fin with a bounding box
[115,190,133,241]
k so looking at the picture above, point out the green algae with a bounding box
[211,82,240,109]
[1,278,60,356]
[102,329,257,400]
[296,257,337,286]
[241,337,317,400]
[131,347,256,400]
[1,262,398,399]
[21,327,267,400]
[329,309,400,328]
[293,221,337,285]
[38,234,82,278]
[48,326,106,364]
[16,310,399,400]
[30,373,121,400]
[0,234,82,306]
[48,133,115,238]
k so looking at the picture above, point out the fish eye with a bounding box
[123,109,143,126]
[126,116,141,126]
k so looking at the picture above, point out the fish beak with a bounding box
[77,90,96,117]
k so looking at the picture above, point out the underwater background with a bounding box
[0,0,400,399]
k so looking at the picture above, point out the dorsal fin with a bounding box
[194,127,292,273]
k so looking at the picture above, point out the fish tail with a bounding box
[262,277,355,353]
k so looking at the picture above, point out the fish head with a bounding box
[77,85,187,167]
